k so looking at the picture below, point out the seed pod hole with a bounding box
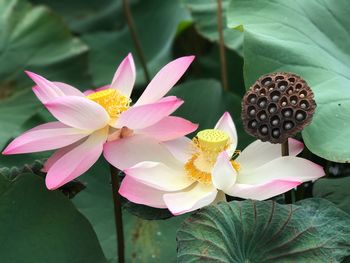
[290,95,298,105]
[257,110,268,121]
[248,106,256,117]
[270,90,281,102]
[259,125,269,135]
[268,103,277,114]
[248,120,258,129]
[282,108,293,118]
[278,81,288,91]
[267,83,275,91]
[270,116,280,126]
[257,97,268,108]
[254,85,260,92]
[299,100,310,109]
[283,121,295,131]
[275,75,285,81]
[280,96,288,107]
[286,87,294,95]
[272,128,280,139]
[262,77,272,86]
[299,90,307,98]
[288,77,295,83]
[248,94,257,104]
[259,88,267,96]
[295,110,307,122]
[296,83,302,90]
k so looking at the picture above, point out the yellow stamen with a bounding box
[230,160,241,171]
[86,88,131,118]
[184,154,212,184]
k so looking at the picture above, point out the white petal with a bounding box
[237,156,325,184]
[163,137,194,163]
[214,112,238,156]
[103,134,181,170]
[225,180,301,200]
[236,138,304,171]
[125,161,193,191]
[163,183,217,215]
[212,151,237,191]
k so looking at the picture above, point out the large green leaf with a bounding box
[0,0,89,91]
[83,0,189,87]
[313,176,350,214]
[182,0,243,54]
[177,198,350,262]
[30,0,122,33]
[0,172,106,262]
[227,0,350,162]
[169,79,253,148]
[0,89,39,150]
[73,159,186,262]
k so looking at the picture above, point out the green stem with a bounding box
[122,0,151,82]
[216,0,229,91]
[109,165,125,263]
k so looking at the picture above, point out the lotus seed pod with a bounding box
[241,72,316,143]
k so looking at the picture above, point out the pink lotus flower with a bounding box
[2,54,197,190]
[112,112,325,215]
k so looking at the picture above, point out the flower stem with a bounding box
[109,165,125,263]
[281,140,289,157]
[122,0,151,83]
[281,141,293,204]
[216,0,229,91]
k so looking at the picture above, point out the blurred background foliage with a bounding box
[0,0,350,262]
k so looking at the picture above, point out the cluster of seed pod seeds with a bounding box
[241,72,316,143]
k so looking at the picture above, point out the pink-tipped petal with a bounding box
[45,128,108,190]
[104,134,181,170]
[125,161,193,191]
[2,122,88,155]
[140,116,198,141]
[119,176,167,208]
[114,97,183,130]
[27,71,65,103]
[214,112,238,156]
[110,53,136,98]
[163,183,217,215]
[52,82,84,97]
[236,138,304,171]
[135,56,195,106]
[42,139,83,172]
[225,180,301,200]
[45,96,109,130]
[212,151,237,191]
[238,156,325,184]
[163,137,193,163]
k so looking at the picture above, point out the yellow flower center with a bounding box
[197,129,229,153]
[184,129,240,184]
[86,88,131,118]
